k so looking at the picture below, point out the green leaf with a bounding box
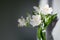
[44,14,57,29]
[42,31,46,40]
[37,27,42,40]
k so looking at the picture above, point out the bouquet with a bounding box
[18,3,57,40]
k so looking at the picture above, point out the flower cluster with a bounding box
[18,4,56,28]
[33,4,53,15]
[18,15,42,27]
[18,3,57,40]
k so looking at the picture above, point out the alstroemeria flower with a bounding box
[33,4,53,15]
[18,16,26,27]
[30,15,41,27]
[41,4,53,15]
[33,6,41,14]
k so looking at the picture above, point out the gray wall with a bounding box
[0,0,39,40]
[52,0,60,40]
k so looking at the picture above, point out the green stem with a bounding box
[37,27,46,40]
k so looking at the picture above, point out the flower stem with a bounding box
[37,27,46,40]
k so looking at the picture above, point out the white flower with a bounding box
[30,15,41,27]
[18,16,26,27]
[33,4,53,15]
[33,6,41,14]
[41,4,53,15]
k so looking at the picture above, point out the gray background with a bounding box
[0,0,39,40]
[0,0,52,40]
